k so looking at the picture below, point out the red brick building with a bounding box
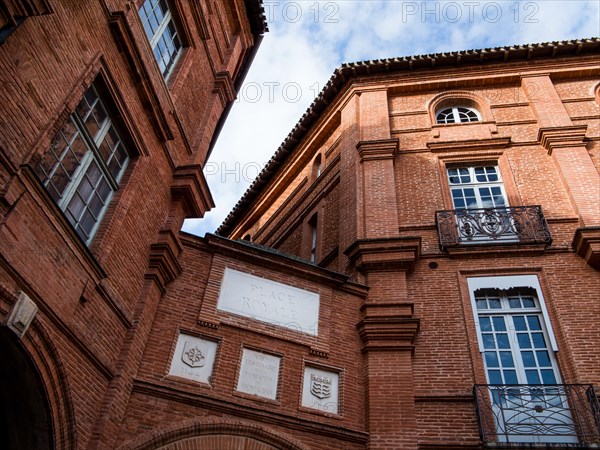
[1,6,599,449]
[209,38,600,448]
[0,0,267,448]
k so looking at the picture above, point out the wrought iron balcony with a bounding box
[474,384,600,446]
[435,206,552,250]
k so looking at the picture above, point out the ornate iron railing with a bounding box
[474,384,600,446]
[435,206,552,249]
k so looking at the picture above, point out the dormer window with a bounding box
[436,106,481,124]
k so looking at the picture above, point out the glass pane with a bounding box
[496,334,510,349]
[522,297,535,308]
[526,369,541,384]
[521,351,536,367]
[479,317,492,331]
[531,333,546,348]
[80,209,96,237]
[66,193,85,222]
[541,369,557,384]
[488,370,502,384]
[513,316,527,331]
[485,352,499,367]
[492,317,506,331]
[500,351,514,367]
[483,334,495,349]
[517,333,531,349]
[508,298,521,308]
[527,316,541,330]
[504,370,518,384]
[476,300,488,310]
[488,299,501,309]
[536,351,551,367]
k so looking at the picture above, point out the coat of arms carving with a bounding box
[310,374,332,399]
[181,340,206,368]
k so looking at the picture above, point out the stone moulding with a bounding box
[344,237,421,272]
[573,226,600,269]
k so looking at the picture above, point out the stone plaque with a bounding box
[217,268,320,336]
[236,349,281,400]
[302,366,340,414]
[169,334,218,384]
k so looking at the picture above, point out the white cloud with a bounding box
[182,0,600,237]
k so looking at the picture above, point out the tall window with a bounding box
[308,214,318,262]
[436,106,480,124]
[139,0,182,78]
[468,276,577,445]
[475,287,559,387]
[448,165,507,210]
[35,82,131,244]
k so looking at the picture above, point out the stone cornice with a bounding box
[145,230,183,294]
[427,137,510,153]
[171,165,215,218]
[357,302,420,352]
[572,227,600,269]
[538,125,588,155]
[344,237,421,272]
[356,138,399,162]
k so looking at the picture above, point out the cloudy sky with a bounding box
[182,0,600,237]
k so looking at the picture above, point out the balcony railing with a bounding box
[435,206,552,250]
[474,384,600,446]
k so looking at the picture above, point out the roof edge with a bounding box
[218,37,600,236]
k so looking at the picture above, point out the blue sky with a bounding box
[182,0,600,237]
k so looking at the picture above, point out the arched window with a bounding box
[436,106,481,124]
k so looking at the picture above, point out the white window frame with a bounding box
[139,0,182,79]
[447,165,509,211]
[436,106,481,124]
[467,275,558,353]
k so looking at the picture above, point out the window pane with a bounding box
[527,316,541,330]
[492,317,506,331]
[541,369,557,384]
[513,316,527,331]
[509,298,521,309]
[536,351,551,367]
[531,333,546,348]
[496,334,510,349]
[488,299,501,309]
[485,352,499,367]
[522,297,535,308]
[488,370,502,384]
[517,333,531,348]
[504,370,518,384]
[526,370,541,384]
[479,317,491,331]
[476,300,488,311]
[521,351,536,367]
[500,351,514,367]
[483,334,495,349]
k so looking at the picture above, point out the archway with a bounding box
[120,417,310,450]
[0,327,54,449]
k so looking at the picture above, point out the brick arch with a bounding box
[427,90,494,124]
[119,417,310,450]
[0,289,76,449]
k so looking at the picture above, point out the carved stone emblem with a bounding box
[181,341,206,368]
[310,374,332,399]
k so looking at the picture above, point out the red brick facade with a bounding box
[215,40,600,448]
[1,7,599,449]
[1,1,267,448]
